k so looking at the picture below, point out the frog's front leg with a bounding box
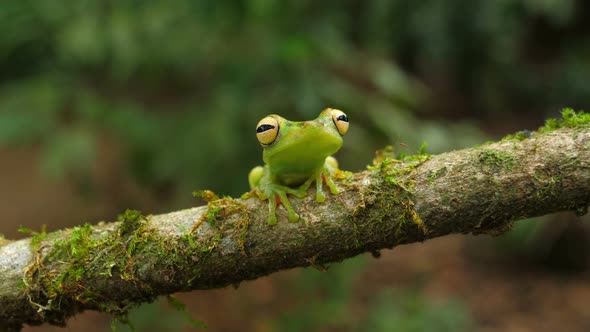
[249,166,305,225]
[314,156,341,203]
[259,183,304,225]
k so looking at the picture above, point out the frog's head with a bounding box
[255,108,349,168]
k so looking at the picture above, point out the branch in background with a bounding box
[0,113,589,331]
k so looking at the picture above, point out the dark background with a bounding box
[1,1,589,331]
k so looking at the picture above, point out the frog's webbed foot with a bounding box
[315,156,341,203]
[262,184,302,225]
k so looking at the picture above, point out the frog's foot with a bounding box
[265,185,302,225]
[314,157,341,203]
[240,190,256,200]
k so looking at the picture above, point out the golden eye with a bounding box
[255,116,279,145]
[330,109,349,135]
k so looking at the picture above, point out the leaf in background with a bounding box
[166,295,207,329]
[0,112,51,145]
[40,127,96,180]
[357,290,472,332]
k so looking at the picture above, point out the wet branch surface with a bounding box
[1,127,589,330]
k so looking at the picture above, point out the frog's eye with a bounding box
[256,116,279,145]
[330,109,349,135]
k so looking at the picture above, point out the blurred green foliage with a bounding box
[359,290,472,332]
[3,0,589,204]
[275,257,368,331]
[274,256,472,331]
[112,299,201,331]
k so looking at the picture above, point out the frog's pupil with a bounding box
[257,124,275,133]
[337,114,348,122]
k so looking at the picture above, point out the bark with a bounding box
[0,127,589,331]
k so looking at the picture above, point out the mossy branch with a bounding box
[1,122,589,330]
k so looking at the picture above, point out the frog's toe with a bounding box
[268,213,278,225]
[287,210,300,222]
[323,173,340,195]
[316,190,326,203]
[276,191,300,223]
[241,190,255,199]
[329,185,340,195]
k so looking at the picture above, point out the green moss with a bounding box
[473,140,495,147]
[38,224,95,300]
[538,108,590,133]
[181,197,251,260]
[502,130,533,141]
[427,167,447,185]
[52,224,93,261]
[352,218,362,248]
[501,109,588,142]
[357,180,427,246]
[180,232,199,250]
[192,189,220,202]
[395,199,427,237]
[234,215,250,256]
[206,206,222,226]
[533,171,562,202]
[440,193,450,206]
[478,149,515,171]
[117,209,147,235]
[21,210,163,323]
[418,142,428,156]
[0,233,12,246]
[191,200,230,233]
[19,205,233,325]
[19,225,47,250]
[364,146,430,240]
[368,145,431,193]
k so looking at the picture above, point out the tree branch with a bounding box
[1,126,589,330]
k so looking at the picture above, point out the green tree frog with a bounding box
[248,108,349,225]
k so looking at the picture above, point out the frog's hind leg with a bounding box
[248,166,265,189]
[314,157,341,202]
[323,156,340,195]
